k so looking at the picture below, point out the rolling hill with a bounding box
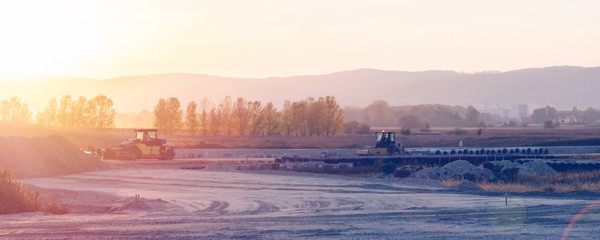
[1,66,598,114]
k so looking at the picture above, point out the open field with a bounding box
[3,124,600,238]
[1,160,598,239]
[4,122,600,150]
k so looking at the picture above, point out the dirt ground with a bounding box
[2,160,599,239]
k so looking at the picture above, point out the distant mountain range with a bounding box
[1,66,599,113]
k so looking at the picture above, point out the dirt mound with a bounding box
[492,160,557,176]
[452,180,485,192]
[442,160,475,174]
[522,161,558,176]
[0,135,106,178]
[415,160,497,182]
[203,161,237,172]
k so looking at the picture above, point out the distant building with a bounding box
[508,104,528,121]
[481,104,528,122]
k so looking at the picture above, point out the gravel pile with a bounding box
[494,160,557,176]
[414,160,496,181]
[451,180,485,193]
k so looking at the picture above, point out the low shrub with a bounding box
[0,169,41,214]
[462,173,479,182]
[379,163,397,175]
[477,170,600,193]
[394,169,412,178]
[43,202,70,215]
[449,128,467,135]
[501,167,520,181]
[482,161,495,171]
[399,128,411,136]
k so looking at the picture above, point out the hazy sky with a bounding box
[0,0,598,79]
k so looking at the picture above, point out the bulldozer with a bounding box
[106,128,176,160]
[356,131,405,156]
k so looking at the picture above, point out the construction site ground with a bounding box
[3,157,600,239]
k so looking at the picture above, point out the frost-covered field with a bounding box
[5,166,600,239]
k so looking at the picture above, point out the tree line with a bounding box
[36,95,116,129]
[343,100,492,129]
[154,96,345,136]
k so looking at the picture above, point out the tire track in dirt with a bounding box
[196,201,230,215]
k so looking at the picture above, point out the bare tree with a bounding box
[209,104,225,136]
[248,101,264,135]
[220,96,234,135]
[322,96,344,136]
[282,100,292,136]
[233,97,250,135]
[199,98,211,135]
[262,102,280,136]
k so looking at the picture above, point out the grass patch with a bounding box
[438,170,600,193]
[478,170,600,193]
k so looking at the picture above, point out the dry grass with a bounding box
[0,169,40,214]
[442,170,600,193]
[0,169,71,215]
[440,178,464,187]
[43,202,70,215]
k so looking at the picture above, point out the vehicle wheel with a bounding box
[129,147,142,160]
[160,149,175,160]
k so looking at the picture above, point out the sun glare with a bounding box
[0,2,105,78]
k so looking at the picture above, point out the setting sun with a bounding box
[0,1,108,77]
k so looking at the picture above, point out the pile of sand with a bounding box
[452,180,485,193]
[0,135,106,178]
[203,161,237,172]
[414,160,496,182]
[494,160,557,176]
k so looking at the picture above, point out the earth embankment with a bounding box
[0,135,106,178]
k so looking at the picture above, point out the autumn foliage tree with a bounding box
[184,101,199,135]
[0,97,32,124]
[36,95,115,129]
[175,95,344,136]
[153,97,183,135]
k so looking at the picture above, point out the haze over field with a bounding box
[0,1,598,112]
[1,66,600,113]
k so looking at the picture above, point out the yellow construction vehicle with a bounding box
[356,131,405,156]
[106,128,176,160]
